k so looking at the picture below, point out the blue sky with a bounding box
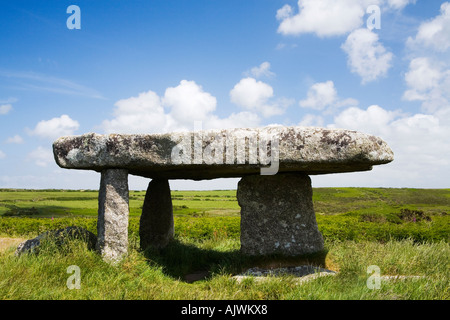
[0,0,449,190]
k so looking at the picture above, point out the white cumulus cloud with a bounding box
[6,135,24,144]
[101,80,262,134]
[199,111,261,130]
[30,115,79,140]
[276,0,380,37]
[298,114,325,127]
[230,77,273,110]
[102,90,176,134]
[341,28,393,83]
[27,146,54,167]
[403,3,450,120]
[230,77,290,118]
[276,0,415,37]
[386,0,416,10]
[0,104,12,115]
[299,81,337,110]
[299,80,358,113]
[0,150,5,159]
[163,80,217,125]
[331,104,398,137]
[402,56,450,119]
[407,2,450,52]
[329,104,450,187]
[403,57,443,101]
[245,62,275,78]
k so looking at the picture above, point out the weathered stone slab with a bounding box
[96,169,129,263]
[53,126,393,180]
[233,265,336,284]
[139,178,174,250]
[237,173,324,256]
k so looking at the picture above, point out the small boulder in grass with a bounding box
[15,226,97,257]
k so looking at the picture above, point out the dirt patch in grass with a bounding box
[0,237,25,253]
[206,209,240,216]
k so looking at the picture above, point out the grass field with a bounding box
[2,187,449,218]
[0,187,448,300]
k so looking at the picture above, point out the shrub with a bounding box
[3,206,39,217]
[396,208,431,222]
[359,213,387,223]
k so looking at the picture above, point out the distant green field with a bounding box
[312,187,450,216]
[0,187,448,243]
[0,189,241,218]
[1,187,449,218]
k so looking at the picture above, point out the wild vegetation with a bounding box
[0,187,448,300]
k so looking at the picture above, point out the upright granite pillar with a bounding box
[96,169,129,263]
[139,178,174,250]
[237,173,324,256]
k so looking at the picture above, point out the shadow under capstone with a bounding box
[140,238,330,283]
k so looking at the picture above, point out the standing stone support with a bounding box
[139,178,174,250]
[96,169,129,263]
[237,173,324,256]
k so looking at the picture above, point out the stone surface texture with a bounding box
[238,265,336,277]
[96,169,129,263]
[233,265,336,284]
[53,126,394,180]
[237,173,324,256]
[15,226,97,256]
[139,178,174,250]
